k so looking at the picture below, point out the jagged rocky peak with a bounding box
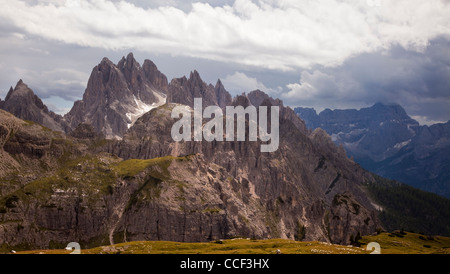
[231,92,251,108]
[189,70,202,85]
[167,70,233,110]
[247,89,283,108]
[6,80,31,98]
[4,80,44,108]
[117,53,142,89]
[231,90,308,134]
[0,79,69,132]
[214,79,232,108]
[64,53,168,139]
[142,59,169,93]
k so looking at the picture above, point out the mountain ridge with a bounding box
[64,53,168,139]
[0,54,449,252]
[294,104,450,198]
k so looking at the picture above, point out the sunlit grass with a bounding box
[15,231,449,254]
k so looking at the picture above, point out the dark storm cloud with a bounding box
[283,37,450,124]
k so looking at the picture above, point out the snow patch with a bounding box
[331,133,339,142]
[394,139,411,150]
[126,91,167,129]
[407,124,416,135]
[371,201,383,212]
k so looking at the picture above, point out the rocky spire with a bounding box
[0,80,69,132]
[143,59,169,93]
[214,79,232,108]
[167,71,233,110]
[64,53,168,139]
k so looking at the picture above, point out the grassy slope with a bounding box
[15,232,450,254]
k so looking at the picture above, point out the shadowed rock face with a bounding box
[0,80,70,133]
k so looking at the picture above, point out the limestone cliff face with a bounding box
[0,151,272,248]
[106,100,382,244]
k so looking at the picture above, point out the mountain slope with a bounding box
[295,104,450,198]
[365,174,450,236]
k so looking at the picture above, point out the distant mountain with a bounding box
[294,103,450,198]
[64,53,168,139]
[0,80,70,132]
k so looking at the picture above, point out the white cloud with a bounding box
[12,66,88,101]
[41,96,73,115]
[284,71,338,101]
[283,70,362,108]
[1,0,449,71]
[222,71,281,96]
[411,115,448,126]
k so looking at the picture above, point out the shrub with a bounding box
[5,195,19,208]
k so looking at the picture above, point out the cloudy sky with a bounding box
[0,0,449,125]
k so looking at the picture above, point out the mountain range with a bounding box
[295,104,450,199]
[0,53,449,251]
